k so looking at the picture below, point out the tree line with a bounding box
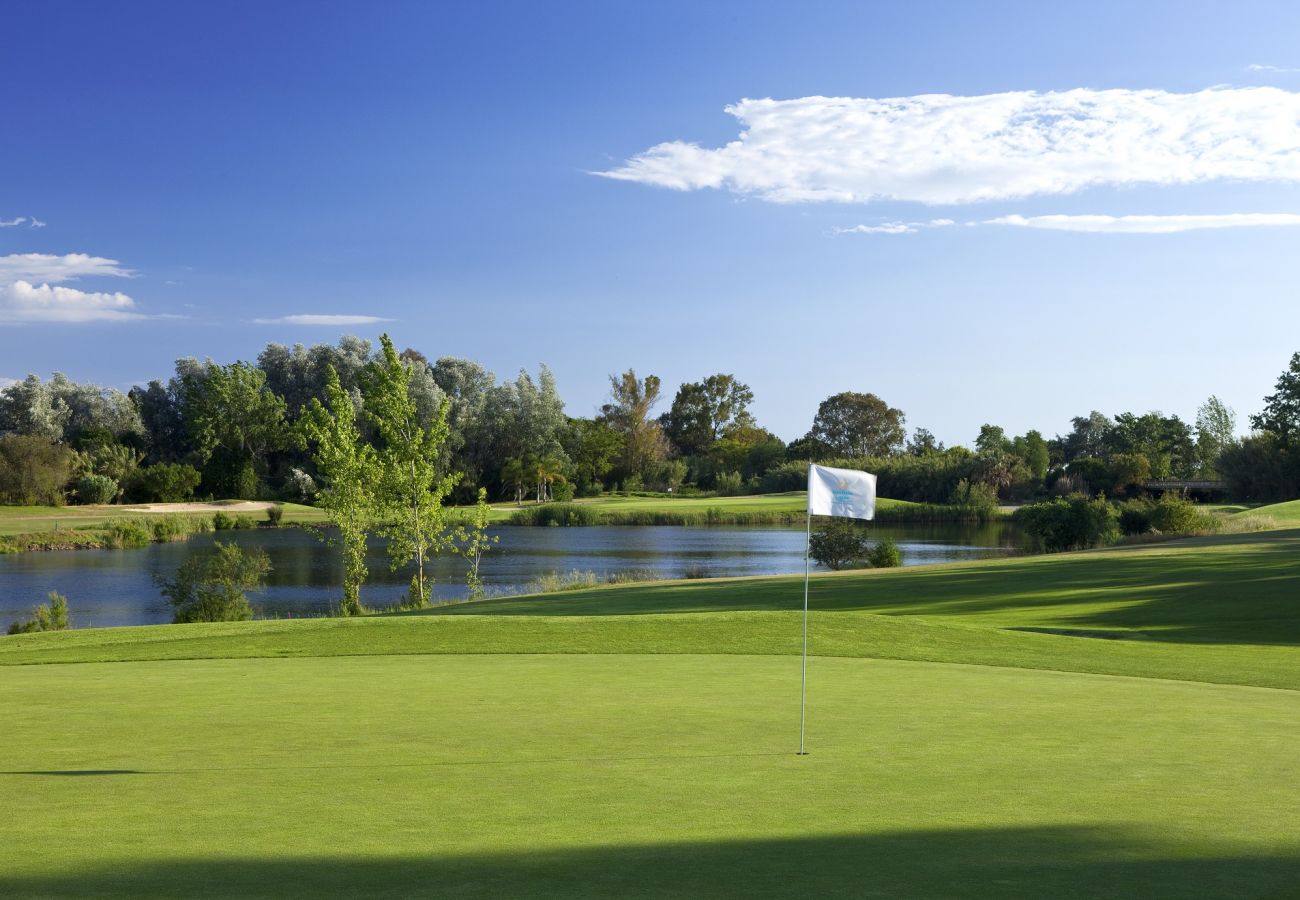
[2,338,1299,508]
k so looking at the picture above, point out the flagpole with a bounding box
[798,505,811,756]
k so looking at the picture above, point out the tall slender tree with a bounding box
[299,365,379,616]
[362,334,456,608]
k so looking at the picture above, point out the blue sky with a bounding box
[3,0,1300,444]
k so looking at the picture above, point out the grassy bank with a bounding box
[500,491,998,526]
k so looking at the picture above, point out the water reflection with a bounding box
[0,523,1022,629]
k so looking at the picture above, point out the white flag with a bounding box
[807,464,876,520]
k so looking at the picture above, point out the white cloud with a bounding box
[833,218,955,235]
[1,217,26,227]
[30,218,46,229]
[0,253,133,283]
[0,280,145,323]
[1248,64,1300,74]
[253,314,395,325]
[983,212,1300,233]
[599,87,1300,204]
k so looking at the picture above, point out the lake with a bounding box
[0,522,1024,629]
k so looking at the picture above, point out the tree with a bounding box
[157,542,270,623]
[561,417,623,492]
[662,374,754,457]
[808,392,906,458]
[7,592,70,635]
[808,519,871,570]
[455,487,498,601]
[1105,412,1196,479]
[907,428,943,456]
[1010,430,1050,482]
[1195,396,1237,477]
[975,424,1011,457]
[1251,353,1300,447]
[1061,411,1112,462]
[361,335,456,608]
[182,360,291,497]
[600,370,668,482]
[299,365,380,616]
[0,435,74,505]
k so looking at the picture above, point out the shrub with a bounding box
[287,467,318,502]
[7,592,70,635]
[809,519,871,570]
[867,538,903,568]
[1015,494,1119,552]
[509,503,600,527]
[156,541,271,623]
[528,570,601,593]
[1148,493,1216,534]
[212,511,235,530]
[103,518,153,549]
[125,462,202,503]
[714,471,744,496]
[75,474,119,505]
[950,478,999,519]
[233,514,257,530]
[552,481,576,502]
[1118,499,1154,535]
[265,504,284,526]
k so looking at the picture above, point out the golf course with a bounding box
[3,520,1299,898]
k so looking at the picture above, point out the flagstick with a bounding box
[798,508,811,756]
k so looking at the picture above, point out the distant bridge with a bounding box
[1142,480,1225,493]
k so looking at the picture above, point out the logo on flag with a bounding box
[807,464,876,520]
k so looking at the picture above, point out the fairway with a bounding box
[4,528,1300,898]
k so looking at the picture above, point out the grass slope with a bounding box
[4,529,1300,898]
[0,501,326,537]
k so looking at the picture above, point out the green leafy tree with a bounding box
[808,519,871,570]
[157,542,270,623]
[7,592,70,635]
[1195,396,1237,477]
[182,361,291,497]
[808,392,906,458]
[561,417,623,493]
[300,365,380,616]
[663,374,754,456]
[0,435,75,505]
[600,370,668,482]
[1251,353,1300,447]
[454,487,498,601]
[362,335,456,608]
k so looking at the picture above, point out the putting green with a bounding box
[2,653,1298,899]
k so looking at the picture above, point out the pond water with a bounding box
[0,523,1024,629]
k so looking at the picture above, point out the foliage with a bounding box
[75,474,119,505]
[103,518,154,549]
[662,374,754,456]
[808,518,872,570]
[299,365,381,616]
[508,502,601,526]
[1218,433,1300,502]
[0,373,144,446]
[949,479,999,519]
[600,369,668,483]
[124,462,201,503]
[1147,493,1216,534]
[1015,494,1120,552]
[0,435,74,506]
[265,504,284,526]
[867,537,903,568]
[156,541,271,623]
[7,592,70,635]
[1250,351,1300,446]
[1195,395,1237,478]
[181,360,292,497]
[362,334,457,608]
[454,488,498,601]
[807,391,906,458]
[714,471,744,496]
[212,511,235,530]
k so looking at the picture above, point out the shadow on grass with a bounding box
[0,769,147,777]
[2,825,1296,899]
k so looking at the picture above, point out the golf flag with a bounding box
[807,464,877,521]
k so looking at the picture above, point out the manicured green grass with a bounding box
[4,528,1300,897]
[0,501,327,536]
[1242,498,1300,525]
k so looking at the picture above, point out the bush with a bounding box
[212,511,234,530]
[950,478,999,519]
[552,481,576,502]
[1148,493,1215,534]
[1014,494,1119,552]
[809,519,871,570]
[528,570,601,593]
[508,503,600,526]
[714,471,744,496]
[266,504,284,526]
[1118,499,1154,535]
[867,538,903,568]
[287,467,318,502]
[234,514,257,530]
[7,592,70,635]
[156,541,271,623]
[103,518,153,549]
[75,474,119,505]
[125,463,201,503]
